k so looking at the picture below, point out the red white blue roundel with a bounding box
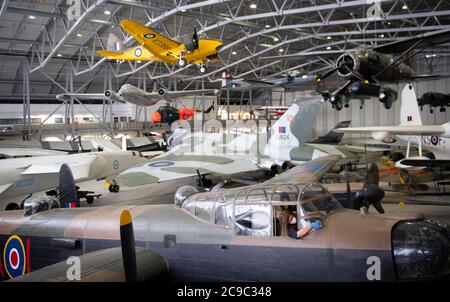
[148,160,175,168]
[134,48,142,57]
[430,136,439,145]
[3,235,26,278]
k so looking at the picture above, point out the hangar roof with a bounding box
[0,0,449,100]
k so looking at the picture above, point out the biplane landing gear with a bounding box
[178,58,187,67]
[108,180,120,193]
[199,64,207,73]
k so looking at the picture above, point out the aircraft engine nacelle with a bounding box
[336,53,360,78]
[371,131,390,141]
[441,122,450,138]
[104,90,124,103]
[181,37,199,52]
[259,160,288,174]
[395,156,430,170]
[157,88,166,96]
[23,196,60,216]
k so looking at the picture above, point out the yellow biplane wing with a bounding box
[98,45,163,61]
[120,20,181,55]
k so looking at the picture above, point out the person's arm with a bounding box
[296,224,312,238]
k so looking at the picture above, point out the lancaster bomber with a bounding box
[0,155,448,282]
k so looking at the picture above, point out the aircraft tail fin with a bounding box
[311,120,351,144]
[58,164,79,208]
[122,138,128,151]
[400,84,422,126]
[267,97,323,150]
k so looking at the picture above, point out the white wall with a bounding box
[277,79,450,139]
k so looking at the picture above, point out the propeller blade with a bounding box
[343,65,367,82]
[120,210,137,282]
[367,163,379,186]
[193,28,199,49]
[316,67,338,82]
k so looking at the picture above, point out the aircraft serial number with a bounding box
[220,286,272,297]
[15,178,33,187]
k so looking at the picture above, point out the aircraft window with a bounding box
[215,201,233,228]
[273,205,298,237]
[235,204,271,236]
[195,196,214,222]
[244,189,271,204]
[300,184,342,214]
[271,184,300,203]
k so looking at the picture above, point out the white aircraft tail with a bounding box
[400,84,422,126]
[122,137,127,151]
[267,97,322,150]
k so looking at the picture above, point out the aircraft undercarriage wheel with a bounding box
[381,91,395,110]
[108,180,120,193]
[332,95,345,111]
[178,58,187,68]
[86,196,94,204]
[198,64,207,73]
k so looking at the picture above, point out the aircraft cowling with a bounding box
[182,37,198,52]
[336,53,360,78]
[371,131,390,141]
[258,160,288,174]
[395,156,430,169]
[104,90,123,103]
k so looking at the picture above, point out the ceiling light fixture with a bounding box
[326,46,332,50]
[104,10,111,15]
[402,5,408,10]
[265,25,271,28]
[327,36,331,40]
[278,48,284,52]
[273,37,279,42]
[232,51,237,55]
[250,3,257,9]
[29,15,36,19]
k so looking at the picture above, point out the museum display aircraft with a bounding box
[418,92,450,113]
[313,28,450,110]
[0,150,150,211]
[118,96,385,190]
[337,84,450,168]
[57,83,219,107]
[1,155,448,282]
[152,104,214,124]
[98,20,223,73]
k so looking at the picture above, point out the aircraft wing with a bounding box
[0,148,67,158]
[120,20,181,54]
[0,183,12,195]
[151,89,220,101]
[117,152,260,187]
[19,154,101,181]
[264,155,341,184]
[374,28,450,54]
[336,125,446,136]
[56,92,126,104]
[232,79,274,88]
[400,159,450,168]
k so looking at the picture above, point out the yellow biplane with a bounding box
[98,20,223,73]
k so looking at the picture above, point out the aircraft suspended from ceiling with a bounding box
[98,20,223,74]
[314,28,450,111]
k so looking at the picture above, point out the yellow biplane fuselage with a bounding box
[97,20,223,72]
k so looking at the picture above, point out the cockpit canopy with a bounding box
[180,182,342,236]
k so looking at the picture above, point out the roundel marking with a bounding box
[430,136,439,145]
[148,160,175,168]
[113,160,120,170]
[3,235,26,279]
[144,33,155,39]
[134,48,142,57]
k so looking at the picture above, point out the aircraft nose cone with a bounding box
[392,219,450,280]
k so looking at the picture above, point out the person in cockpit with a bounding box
[282,211,312,239]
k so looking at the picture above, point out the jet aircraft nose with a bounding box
[392,219,450,280]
